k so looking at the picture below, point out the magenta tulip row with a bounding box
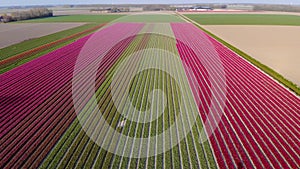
[0,23,144,168]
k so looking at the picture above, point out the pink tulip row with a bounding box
[172,23,300,169]
[0,23,144,168]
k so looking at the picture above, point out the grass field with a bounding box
[184,14,300,25]
[19,15,124,23]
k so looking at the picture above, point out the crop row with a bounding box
[172,23,300,169]
[0,23,143,168]
[41,25,155,168]
[3,21,296,169]
[40,23,216,168]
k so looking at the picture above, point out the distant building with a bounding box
[193,6,213,11]
[176,6,213,12]
[227,4,254,11]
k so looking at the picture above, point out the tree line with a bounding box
[0,8,53,23]
[253,4,300,12]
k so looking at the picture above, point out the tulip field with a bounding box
[172,23,300,168]
[0,14,299,169]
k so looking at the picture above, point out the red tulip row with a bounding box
[0,23,144,168]
[172,23,300,169]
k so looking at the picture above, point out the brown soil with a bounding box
[0,23,85,48]
[202,25,300,86]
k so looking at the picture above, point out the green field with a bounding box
[113,14,185,22]
[184,14,300,25]
[19,15,124,23]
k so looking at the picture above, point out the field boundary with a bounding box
[177,13,300,96]
[0,23,106,72]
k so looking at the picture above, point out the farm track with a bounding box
[172,23,300,169]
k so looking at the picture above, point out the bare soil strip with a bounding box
[0,23,85,48]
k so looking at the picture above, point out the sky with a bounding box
[1,0,300,7]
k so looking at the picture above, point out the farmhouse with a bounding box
[192,6,213,11]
